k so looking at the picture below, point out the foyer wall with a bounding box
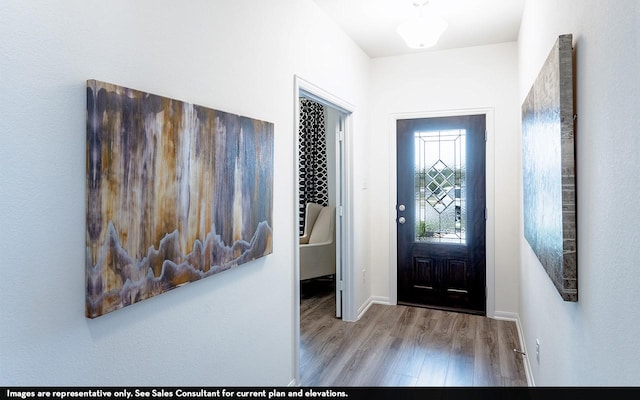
[0,0,370,385]
[518,0,640,385]
[367,43,521,315]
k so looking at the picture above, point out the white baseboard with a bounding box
[493,310,518,321]
[357,296,390,320]
[493,311,534,386]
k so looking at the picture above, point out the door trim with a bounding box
[388,108,496,318]
[293,75,356,386]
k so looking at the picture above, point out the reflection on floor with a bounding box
[299,278,528,387]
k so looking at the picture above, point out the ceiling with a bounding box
[311,0,526,58]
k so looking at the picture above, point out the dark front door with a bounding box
[397,114,486,315]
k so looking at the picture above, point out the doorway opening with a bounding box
[293,75,355,385]
[298,97,342,316]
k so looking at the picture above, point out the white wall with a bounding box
[0,0,370,385]
[367,43,521,315]
[518,0,640,385]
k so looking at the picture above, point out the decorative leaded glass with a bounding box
[414,130,466,244]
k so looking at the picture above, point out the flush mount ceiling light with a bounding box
[397,0,448,49]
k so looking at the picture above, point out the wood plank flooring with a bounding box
[300,279,528,387]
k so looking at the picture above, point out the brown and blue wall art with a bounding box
[86,80,274,318]
[522,34,577,301]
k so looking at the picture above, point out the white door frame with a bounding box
[388,108,496,318]
[293,75,356,385]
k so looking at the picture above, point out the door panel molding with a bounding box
[388,108,496,317]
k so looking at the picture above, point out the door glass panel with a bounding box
[414,129,466,244]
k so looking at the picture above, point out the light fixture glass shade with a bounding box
[397,14,448,49]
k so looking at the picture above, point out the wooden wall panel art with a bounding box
[522,34,577,301]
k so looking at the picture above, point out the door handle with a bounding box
[398,217,406,224]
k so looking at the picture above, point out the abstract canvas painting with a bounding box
[86,80,274,318]
[522,34,577,301]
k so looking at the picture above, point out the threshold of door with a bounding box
[397,301,486,317]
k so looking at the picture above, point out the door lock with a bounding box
[398,217,406,224]
[398,204,406,211]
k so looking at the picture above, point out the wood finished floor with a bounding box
[300,279,528,387]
